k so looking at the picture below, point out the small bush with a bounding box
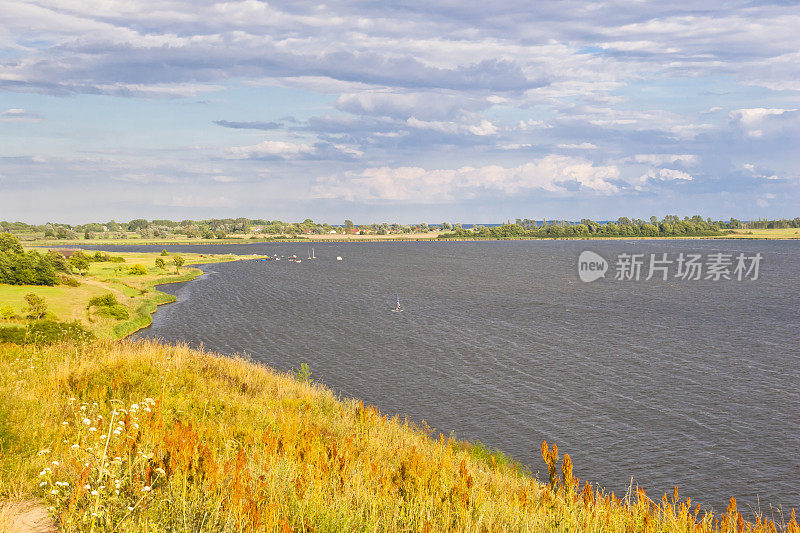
[109,255,125,263]
[0,304,15,320]
[57,274,80,286]
[98,303,130,320]
[88,293,118,307]
[24,293,47,319]
[128,264,148,275]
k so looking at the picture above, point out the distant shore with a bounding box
[24,226,800,246]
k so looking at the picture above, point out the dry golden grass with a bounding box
[0,340,797,532]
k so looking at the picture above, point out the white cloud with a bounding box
[226,141,315,160]
[468,120,498,136]
[641,168,694,182]
[557,142,597,149]
[314,155,621,202]
[0,108,42,122]
[628,154,698,166]
[729,107,798,138]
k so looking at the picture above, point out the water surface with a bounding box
[78,240,799,515]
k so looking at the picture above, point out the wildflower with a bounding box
[40,481,47,487]
[38,469,49,476]
[88,427,97,433]
[51,461,59,466]
[82,418,91,425]
[85,485,91,490]
[131,404,139,411]
[142,486,151,492]
[61,421,69,427]
[91,490,98,496]
[50,489,58,495]
[80,406,86,411]
[71,444,79,449]
[37,449,51,456]
[127,507,134,511]
[100,434,107,440]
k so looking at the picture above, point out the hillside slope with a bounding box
[0,340,796,532]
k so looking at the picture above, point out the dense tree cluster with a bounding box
[0,233,57,285]
[440,216,733,239]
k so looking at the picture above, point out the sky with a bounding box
[0,0,798,224]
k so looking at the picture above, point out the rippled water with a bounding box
[78,240,798,515]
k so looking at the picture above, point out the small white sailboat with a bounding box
[392,292,403,313]
[336,256,342,261]
[312,247,316,259]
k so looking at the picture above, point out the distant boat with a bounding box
[336,256,343,261]
[392,292,403,313]
[312,247,316,259]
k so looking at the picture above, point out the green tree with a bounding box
[69,254,90,275]
[172,255,185,273]
[161,249,169,256]
[0,233,24,255]
[128,219,149,231]
[344,220,354,233]
[155,257,166,269]
[24,293,47,319]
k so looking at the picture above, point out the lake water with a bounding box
[78,240,799,516]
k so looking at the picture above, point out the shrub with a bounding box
[57,274,80,287]
[24,293,47,319]
[0,319,94,344]
[98,304,130,320]
[108,255,125,263]
[88,293,119,307]
[0,304,15,320]
[128,264,148,275]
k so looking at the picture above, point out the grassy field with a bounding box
[722,227,800,239]
[0,250,265,339]
[0,339,796,532]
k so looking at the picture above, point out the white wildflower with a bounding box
[88,427,97,432]
[142,486,151,492]
[37,449,51,456]
[39,481,47,487]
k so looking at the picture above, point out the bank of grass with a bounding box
[0,339,796,532]
[0,250,265,340]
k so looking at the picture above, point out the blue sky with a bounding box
[1,0,798,224]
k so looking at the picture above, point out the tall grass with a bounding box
[0,340,797,532]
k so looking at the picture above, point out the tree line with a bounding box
[439,216,742,239]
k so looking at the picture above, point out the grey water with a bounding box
[79,240,799,516]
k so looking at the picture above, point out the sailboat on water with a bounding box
[392,292,403,313]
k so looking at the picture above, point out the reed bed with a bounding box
[0,339,796,532]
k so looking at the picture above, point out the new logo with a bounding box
[578,251,608,282]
